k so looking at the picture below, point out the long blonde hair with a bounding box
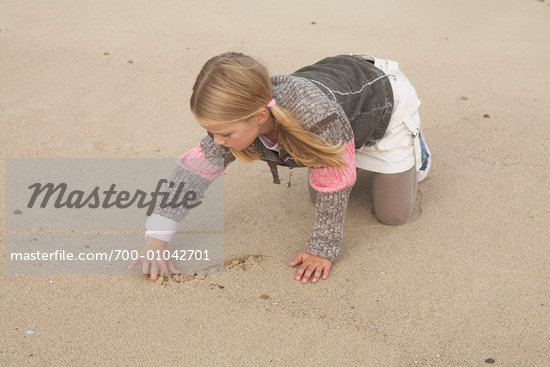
[190,52,345,168]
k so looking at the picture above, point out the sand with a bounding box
[1,0,549,365]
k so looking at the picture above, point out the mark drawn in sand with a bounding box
[529,208,550,221]
[158,254,266,285]
[223,254,265,271]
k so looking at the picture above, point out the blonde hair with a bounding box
[190,52,345,168]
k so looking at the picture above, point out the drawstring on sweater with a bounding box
[267,161,280,184]
[266,162,293,187]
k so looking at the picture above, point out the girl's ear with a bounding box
[255,108,270,124]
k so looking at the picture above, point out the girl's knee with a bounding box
[374,206,412,226]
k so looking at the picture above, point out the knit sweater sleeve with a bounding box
[306,137,356,262]
[145,135,235,242]
[272,75,356,262]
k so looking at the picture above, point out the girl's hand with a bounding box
[290,252,332,284]
[128,237,181,281]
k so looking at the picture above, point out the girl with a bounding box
[129,52,431,284]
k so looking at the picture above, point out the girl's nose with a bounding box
[213,135,225,146]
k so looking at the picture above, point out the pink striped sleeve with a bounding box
[308,139,356,193]
[177,144,225,181]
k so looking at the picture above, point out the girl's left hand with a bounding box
[290,252,332,284]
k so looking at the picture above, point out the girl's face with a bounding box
[199,109,274,151]
[201,118,262,151]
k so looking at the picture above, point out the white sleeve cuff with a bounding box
[145,214,178,243]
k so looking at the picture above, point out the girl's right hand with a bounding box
[128,237,182,281]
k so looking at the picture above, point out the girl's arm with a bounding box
[305,138,356,262]
[271,74,357,282]
[133,135,235,280]
[290,139,356,284]
[145,135,235,243]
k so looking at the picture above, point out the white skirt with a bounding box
[353,54,422,174]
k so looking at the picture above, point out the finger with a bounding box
[168,261,181,275]
[141,260,151,276]
[289,253,303,267]
[128,258,139,271]
[302,266,315,284]
[322,263,332,280]
[295,264,308,281]
[311,267,324,284]
[150,262,159,281]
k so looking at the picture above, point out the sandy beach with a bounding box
[1,0,549,365]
